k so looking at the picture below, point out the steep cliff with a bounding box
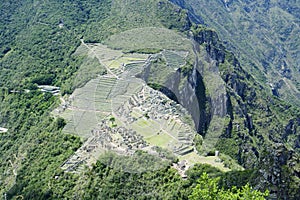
[0,0,299,198]
[170,0,300,108]
[140,20,299,198]
[194,25,300,198]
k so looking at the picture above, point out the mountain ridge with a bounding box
[170,0,300,107]
[0,0,299,199]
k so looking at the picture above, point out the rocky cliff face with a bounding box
[258,145,300,199]
[170,0,300,107]
[141,17,299,197]
[193,21,300,200]
[166,67,210,133]
[141,53,211,134]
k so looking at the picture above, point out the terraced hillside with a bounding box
[0,0,299,199]
[57,40,231,173]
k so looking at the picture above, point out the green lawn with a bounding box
[180,152,230,172]
[146,131,177,148]
[104,27,192,52]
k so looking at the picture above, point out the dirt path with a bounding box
[80,39,119,79]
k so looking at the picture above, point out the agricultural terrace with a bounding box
[57,32,230,173]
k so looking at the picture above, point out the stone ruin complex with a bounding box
[59,46,198,173]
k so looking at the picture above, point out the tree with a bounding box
[193,134,203,153]
[189,173,269,200]
[56,117,66,129]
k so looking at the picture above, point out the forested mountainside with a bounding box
[0,0,299,199]
[171,0,300,106]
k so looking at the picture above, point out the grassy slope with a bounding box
[104,27,191,52]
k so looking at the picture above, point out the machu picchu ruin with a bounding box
[56,41,227,173]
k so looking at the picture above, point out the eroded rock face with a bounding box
[141,57,210,134]
[139,15,299,196]
[171,0,300,107]
[258,144,300,200]
[165,67,209,134]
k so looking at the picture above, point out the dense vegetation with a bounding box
[0,0,225,198]
[171,0,300,106]
[6,152,268,199]
[191,25,300,199]
[0,0,298,199]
